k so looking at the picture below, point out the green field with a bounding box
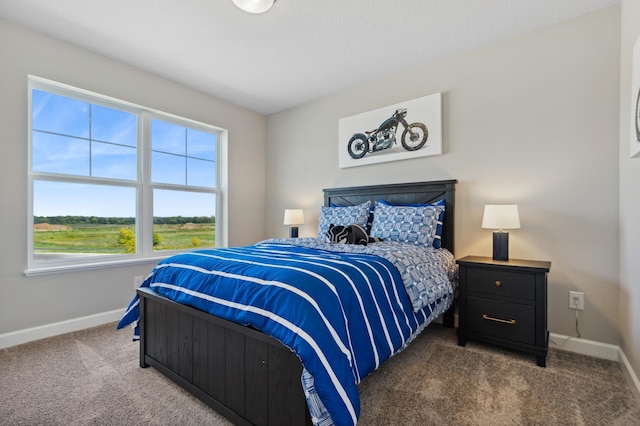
[33,223,215,255]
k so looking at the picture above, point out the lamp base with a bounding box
[492,231,509,261]
[289,226,299,238]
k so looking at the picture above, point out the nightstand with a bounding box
[456,255,551,367]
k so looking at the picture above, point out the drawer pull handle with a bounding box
[495,280,502,287]
[482,314,516,325]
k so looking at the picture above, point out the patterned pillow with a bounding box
[378,198,445,248]
[370,202,445,246]
[317,201,371,238]
[331,202,376,232]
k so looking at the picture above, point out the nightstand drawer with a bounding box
[467,296,535,345]
[466,268,535,301]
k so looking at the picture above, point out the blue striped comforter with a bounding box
[117,240,456,426]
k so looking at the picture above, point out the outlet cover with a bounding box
[569,291,584,310]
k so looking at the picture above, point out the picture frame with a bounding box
[631,34,640,158]
[338,93,442,168]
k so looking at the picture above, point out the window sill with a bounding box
[24,256,167,277]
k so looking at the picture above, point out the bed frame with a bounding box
[137,179,457,426]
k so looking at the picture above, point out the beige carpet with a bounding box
[358,327,640,425]
[1,323,638,425]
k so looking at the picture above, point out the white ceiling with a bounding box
[0,0,620,115]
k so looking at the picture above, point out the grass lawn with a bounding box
[34,223,215,254]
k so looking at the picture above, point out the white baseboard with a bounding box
[549,332,619,361]
[549,332,640,404]
[619,348,640,404]
[0,309,124,350]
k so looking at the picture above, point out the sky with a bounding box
[31,89,217,218]
[33,182,216,218]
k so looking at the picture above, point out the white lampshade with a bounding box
[482,205,520,230]
[232,0,276,13]
[283,209,304,226]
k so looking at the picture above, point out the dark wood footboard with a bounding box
[137,287,313,426]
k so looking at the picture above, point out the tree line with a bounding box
[34,216,215,225]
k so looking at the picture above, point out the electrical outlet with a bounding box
[133,275,144,290]
[569,291,584,310]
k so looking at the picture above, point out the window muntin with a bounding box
[28,77,223,272]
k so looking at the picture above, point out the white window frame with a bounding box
[25,75,228,276]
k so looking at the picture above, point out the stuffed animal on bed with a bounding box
[326,223,381,246]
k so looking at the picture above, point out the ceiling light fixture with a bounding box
[232,0,276,14]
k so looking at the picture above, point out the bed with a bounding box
[118,179,457,426]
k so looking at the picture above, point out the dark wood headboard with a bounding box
[323,180,457,253]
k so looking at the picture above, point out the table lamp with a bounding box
[482,205,520,261]
[283,209,304,238]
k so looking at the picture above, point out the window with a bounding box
[27,76,225,273]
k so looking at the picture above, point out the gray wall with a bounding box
[0,19,266,334]
[619,0,640,392]
[266,8,621,345]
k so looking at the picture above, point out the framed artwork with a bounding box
[631,34,640,158]
[338,93,442,168]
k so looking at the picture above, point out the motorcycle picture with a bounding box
[347,108,428,159]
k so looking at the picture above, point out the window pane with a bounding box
[187,158,216,188]
[32,132,90,175]
[92,141,137,180]
[153,189,216,251]
[152,151,185,185]
[32,90,139,181]
[151,119,218,189]
[33,181,136,260]
[151,120,185,154]
[32,89,90,138]
[187,128,216,160]
[91,104,137,147]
